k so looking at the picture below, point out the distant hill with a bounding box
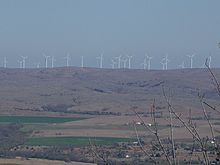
[0,67,219,116]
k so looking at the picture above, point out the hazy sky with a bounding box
[0,0,220,69]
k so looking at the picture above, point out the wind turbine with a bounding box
[21,56,28,69]
[96,54,103,68]
[64,53,71,67]
[18,60,22,68]
[111,59,116,69]
[146,54,153,70]
[160,61,166,70]
[187,54,195,69]
[141,57,147,70]
[81,56,84,68]
[115,55,122,69]
[51,56,55,68]
[178,61,185,69]
[126,55,132,69]
[121,58,127,68]
[161,55,169,70]
[3,57,7,68]
[36,62,40,68]
[44,54,50,68]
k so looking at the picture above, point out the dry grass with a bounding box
[0,68,219,116]
[0,158,95,165]
[30,115,220,140]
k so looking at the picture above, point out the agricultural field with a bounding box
[0,158,95,165]
[26,136,132,146]
[0,115,86,123]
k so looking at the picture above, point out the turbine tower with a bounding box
[121,58,127,68]
[21,56,27,69]
[146,55,153,70]
[3,57,7,68]
[96,54,103,68]
[160,61,166,70]
[36,63,40,68]
[44,55,50,68]
[115,55,122,69]
[141,57,147,70]
[81,56,84,68]
[126,55,132,69]
[187,54,195,69]
[64,53,71,67]
[18,60,22,68]
[161,55,169,70]
[111,59,116,69]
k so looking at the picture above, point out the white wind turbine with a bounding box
[141,57,147,69]
[81,56,84,68]
[160,61,166,70]
[44,54,50,68]
[111,59,117,69]
[178,61,185,69]
[51,56,55,68]
[187,54,195,69]
[121,58,127,68]
[146,54,153,70]
[3,57,7,68]
[21,56,28,69]
[96,54,103,68]
[115,55,122,69]
[18,60,22,68]
[36,62,40,68]
[64,53,71,67]
[161,55,169,70]
[126,55,132,69]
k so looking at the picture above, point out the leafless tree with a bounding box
[88,137,110,165]
[133,59,220,165]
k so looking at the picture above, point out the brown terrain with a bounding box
[0,67,219,114]
[0,67,220,140]
[0,67,219,164]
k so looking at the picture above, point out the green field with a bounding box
[0,115,86,123]
[26,136,133,146]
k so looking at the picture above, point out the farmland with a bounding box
[0,115,87,123]
[0,158,95,165]
[26,136,132,146]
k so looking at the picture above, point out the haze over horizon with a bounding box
[0,0,220,69]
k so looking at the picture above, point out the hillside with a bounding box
[0,67,219,116]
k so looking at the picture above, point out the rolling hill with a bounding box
[0,67,219,117]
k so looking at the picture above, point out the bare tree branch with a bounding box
[133,121,157,164]
[203,101,220,114]
[198,93,215,141]
[205,58,220,97]
[162,86,209,165]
